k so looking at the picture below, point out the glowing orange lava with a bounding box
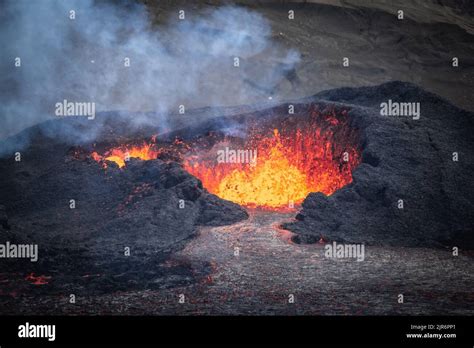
[92,141,160,168]
[91,108,361,210]
[183,109,361,208]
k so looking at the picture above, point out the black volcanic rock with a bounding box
[0,135,248,294]
[197,193,249,226]
[1,80,472,298]
[0,205,9,230]
[282,81,474,249]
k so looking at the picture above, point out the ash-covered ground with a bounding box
[0,81,473,315]
[143,0,474,112]
[2,211,473,315]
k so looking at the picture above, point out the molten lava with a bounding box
[90,107,361,210]
[183,108,361,208]
[92,141,160,168]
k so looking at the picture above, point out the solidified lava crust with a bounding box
[0,81,473,314]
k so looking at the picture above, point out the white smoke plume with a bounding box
[0,0,300,149]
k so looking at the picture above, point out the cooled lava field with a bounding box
[0,81,473,315]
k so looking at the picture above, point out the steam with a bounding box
[0,0,300,151]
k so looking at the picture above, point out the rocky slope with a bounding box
[283,81,474,248]
[0,131,248,294]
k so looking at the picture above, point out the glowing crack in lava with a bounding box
[183,108,361,208]
[25,273,51,285]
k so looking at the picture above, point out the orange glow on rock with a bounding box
[184,108,361,209]
[91,108,361,210]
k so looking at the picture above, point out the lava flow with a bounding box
[184,108,361,208]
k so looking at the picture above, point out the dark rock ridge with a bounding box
[0,135,247,294]
[282,81,474,249]
[1,80,472,299]
[161,81,473,248]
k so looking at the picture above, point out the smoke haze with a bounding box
[0,0,299,145]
